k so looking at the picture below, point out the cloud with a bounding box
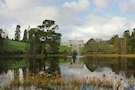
[0,0,91,41]
[118,0,135,13]
[94,0,111,12]
[63,0,90,14]
[70,15,135,42]
[1,0,134,43]
[5,0,42,11]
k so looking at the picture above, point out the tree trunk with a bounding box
[41,42,45,57]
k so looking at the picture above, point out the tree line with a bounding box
[84,29,135,54]
[0,20,62,56]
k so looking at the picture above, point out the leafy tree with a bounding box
[29,20,61,55]
[23,29,28,42]
[84,38,111,53]
[123,30,130,38]
[0,29,4,49]
[109,34,119,44]
[47,32,61,54]
[123,30,130,53]
[129,29,135,53]
[38,20,59,55]
[15,25,21,41]
[113,39,120,54]
[29,28,42,54]
[0,29,8,50]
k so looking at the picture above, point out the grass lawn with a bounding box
[58,46,72,53]
[7,40,72,53]
[7,40,29,52]
[79,47,84,53]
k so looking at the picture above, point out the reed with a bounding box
[96,78,101,87]
[6,70,135,89]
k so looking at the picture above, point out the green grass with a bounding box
[79,47,84,53]
[6,40,72,53]
[7,40,29,52]
[58,46,72,53]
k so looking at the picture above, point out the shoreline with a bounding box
[1,54,135,58]
[82,54,135,58]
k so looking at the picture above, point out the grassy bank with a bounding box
[5,40,72,53]
[7,40,29,52]
[58,46,72,53]
[83,54,135,58]
[2,53,135,58]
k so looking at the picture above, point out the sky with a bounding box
[0,0,135,42]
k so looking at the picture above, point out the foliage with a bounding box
[29,28,42,54]
[113,39,120,54]
[29,20,61,54]
[23,29,28,42]
[109,34,119,44]
[15,25,21,41]
[0,29,5,49]
[84,39,113,54]
[0,29,8,50]
[84,29,135,54]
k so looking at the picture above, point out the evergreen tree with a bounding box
[15,25,21,41]
[29,20,61,55]
[0,29,8,50]
[129,28,135,53]
[23,29,27,42]
[0,29,4,49]
[113,38,120,54]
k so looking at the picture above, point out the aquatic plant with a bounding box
[3,69,135,90]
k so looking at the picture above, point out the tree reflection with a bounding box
[27,57,60,76]
[83,56,135,78]
[0,58,27,74]
[46,57,60,76]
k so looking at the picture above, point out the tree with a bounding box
[0,29,8,50]
[109,34,119,44]
[15,25,21,41]
[47,32,61,54]
[113,39,120,54]
[29,20,61,55]
[84,38,111,53]
[29,28,42,54]
[129,29,135,53]
[123,30,130,54]
[38,20,59,56]
[0,29,4,49]
[23,29,28,42]
[123,30,130,38]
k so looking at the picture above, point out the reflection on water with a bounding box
[0,57,135,89]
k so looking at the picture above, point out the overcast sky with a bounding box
[0,0,135,42]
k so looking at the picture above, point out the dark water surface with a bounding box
[0,56,135,89]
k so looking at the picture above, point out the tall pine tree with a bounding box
[23,29,27,42]
[15,25,21,41]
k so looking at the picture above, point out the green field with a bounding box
[79,47,84,53]
[58,46,72,53]
[7,40,29,52]
[7,40,72,53]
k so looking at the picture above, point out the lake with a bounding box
[0,56,135,89]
